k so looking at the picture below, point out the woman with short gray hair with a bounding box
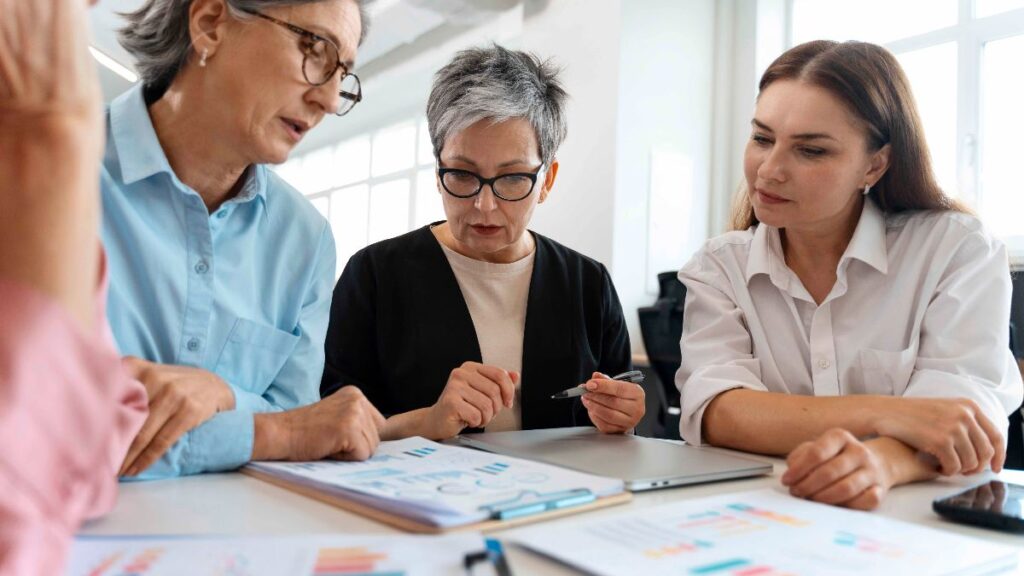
[104,0,385,480]
[323,45,646,440]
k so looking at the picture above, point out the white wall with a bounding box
[519,0,624,269]
[611,0,715,356]
[518,0,717,357]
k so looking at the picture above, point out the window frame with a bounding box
[786,0,1024,257]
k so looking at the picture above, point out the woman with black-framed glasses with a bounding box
[322,45,646,441]
[102,0,385,481]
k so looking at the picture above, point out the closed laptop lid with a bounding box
[456,427,772,491]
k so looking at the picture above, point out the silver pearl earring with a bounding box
[863,184,871,196]
[199,48,208,68]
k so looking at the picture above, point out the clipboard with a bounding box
[242,466,632,534]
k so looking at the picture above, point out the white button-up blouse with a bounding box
[676,199,1024,446]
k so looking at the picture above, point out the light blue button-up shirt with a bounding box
[101,84,336,479]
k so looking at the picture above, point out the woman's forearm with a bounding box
[865,436,940,487]
[0,115,101,330]
[381,408,436,441]
[702,389,894,455]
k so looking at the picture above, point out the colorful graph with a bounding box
[833,531,904,558]
[474,462,509,475]
[86,552,123,576]
[311,547,403,576]
[401,447,437,458]
[688,557,796,576]
[87,547,164,576]
[584,517,716,559]
[675,511,765,538]
[726,503,808,527]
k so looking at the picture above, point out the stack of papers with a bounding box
[68,533,487,576]
[246,437,625,528]
[514,489,1019,576]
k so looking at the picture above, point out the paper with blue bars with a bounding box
[246,437,624,528]
[512,488,1018,576]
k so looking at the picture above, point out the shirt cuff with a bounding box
[679,362,767,446]
[182,410,255,474]
[229,384,278,414]
[124,410,255,480]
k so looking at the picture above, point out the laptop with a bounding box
[454,427,772,492]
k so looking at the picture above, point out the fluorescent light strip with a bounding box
[88,46,138,83]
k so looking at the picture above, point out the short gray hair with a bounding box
[427,44,568,166]
[119,0,370,97]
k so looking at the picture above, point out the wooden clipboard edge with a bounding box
[241,467,632,534]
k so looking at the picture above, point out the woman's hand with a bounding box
[782,428,896,511]
[872,397,1004,476]
[0,0,102,125]
[580,371,646,434]
[424,362,518,439]
[1,0,105,331]
[254,386,386,462]
[118,357,236,476]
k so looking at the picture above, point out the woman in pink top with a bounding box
[0,0,147,574]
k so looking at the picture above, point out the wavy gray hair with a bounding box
[426,44,568,166]
[119,0,369,96]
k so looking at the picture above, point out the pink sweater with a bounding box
[0,270,147,575]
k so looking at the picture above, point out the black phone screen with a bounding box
[934,480,1024,532]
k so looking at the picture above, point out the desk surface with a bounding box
[81,451,1024,574]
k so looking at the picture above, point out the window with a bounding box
[275,118,441,277]
[790,0,1024,253]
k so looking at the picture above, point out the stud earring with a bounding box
[199,48,208,68]
[863,184,871,196]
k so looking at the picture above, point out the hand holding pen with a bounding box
[551,370,646,434]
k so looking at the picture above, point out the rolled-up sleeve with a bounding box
[675,253,768,446]
[902,231,1023,440]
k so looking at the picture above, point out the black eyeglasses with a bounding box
[241,8,362,116]
[437,166,544,202]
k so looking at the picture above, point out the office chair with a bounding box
[637,272,686,439]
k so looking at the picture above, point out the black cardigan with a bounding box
[321,225,632,430]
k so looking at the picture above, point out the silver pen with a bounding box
[550,370,645,399]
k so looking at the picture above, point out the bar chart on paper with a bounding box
[67,534,484,576]
[514,489,1019,576]
[245,437,625,528]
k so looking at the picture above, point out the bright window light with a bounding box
[88,46,138,83]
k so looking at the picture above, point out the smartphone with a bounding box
[932,480,1024,533]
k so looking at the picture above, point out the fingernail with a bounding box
[585,382,598,391]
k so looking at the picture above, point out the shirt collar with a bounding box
[109,84,269,214]
[841,198,888,274]
[110,84,173,185]
[745,198,889,284]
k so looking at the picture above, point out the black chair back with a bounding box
[637,272,686,428]
[1007,321,1023,469]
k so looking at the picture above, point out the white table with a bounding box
[80,452,1024,574]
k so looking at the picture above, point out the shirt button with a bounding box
[818,358,832,370]
[187,337,201,352]
[216,210,228,219]
[194,259,209,274]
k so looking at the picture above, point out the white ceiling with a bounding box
[88,0,522,101]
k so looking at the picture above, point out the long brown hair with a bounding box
[732,40,968,231]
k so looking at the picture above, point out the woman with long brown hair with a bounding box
[677,40,1022,510]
